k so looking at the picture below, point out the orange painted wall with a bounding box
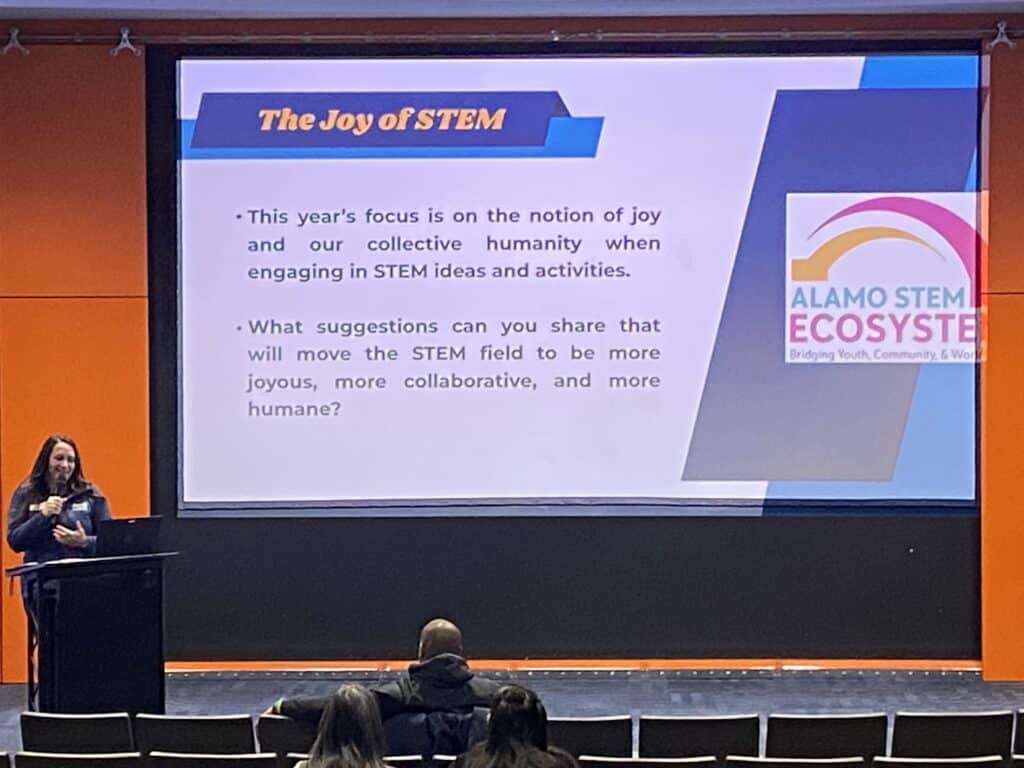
[1,16,1023,682]
[0,46,149,682]
[979,42,1024,681]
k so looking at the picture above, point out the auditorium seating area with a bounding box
[8,709,1024,768]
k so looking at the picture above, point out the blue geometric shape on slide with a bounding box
[894,363,975,498]
[683,87,978,495]
[768,63,980,503]
[767,364,975,502]
[860,54,979,90]
[763,75,979,503]
[859,131,977,500]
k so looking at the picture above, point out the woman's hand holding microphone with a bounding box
[38,496,64,518]
[38,494,89,549]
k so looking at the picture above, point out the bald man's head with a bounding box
[418,618,464,660]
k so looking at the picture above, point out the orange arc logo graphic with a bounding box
[790,226,940,281]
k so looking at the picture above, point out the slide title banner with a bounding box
[177,55,978,511]
[186,90,602,158]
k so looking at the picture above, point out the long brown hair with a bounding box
[308,684,388,768]
[11,434,89,526]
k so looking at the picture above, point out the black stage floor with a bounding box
[2,668,1024,755]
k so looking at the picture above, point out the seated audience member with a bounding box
[272,618,499,753]
[453,685,577,768]
[295,683,388,768]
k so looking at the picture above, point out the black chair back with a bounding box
[148,752,277,768]
[767,714,887,759]
[20,713,134,754]
[387,759,460,768]
[15,752,140,768]
[134,715,256,755]
[257,716,318,756]
[892,712,1014,758]
[640,715,759,759]
[548,716,633,758]
[385,758,431,768]
[875,757,1005,768]
[726,758,865,768]
[580,757,718,768]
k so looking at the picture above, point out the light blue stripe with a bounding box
[859,54,979,89]
[864,137,979,501]
[965,150,978,193]
[179,117,602,159]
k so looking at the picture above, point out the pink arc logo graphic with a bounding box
[790,195,979,303]
[785,192,981,364]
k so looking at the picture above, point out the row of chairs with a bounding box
[17,711,1024,764]
[545,713,1021,760]
[6,756,1024,768]
[21,714,261,755]
[15,754,279,768]
[0,752,461,768]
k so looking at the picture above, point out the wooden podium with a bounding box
[7,553,175,714]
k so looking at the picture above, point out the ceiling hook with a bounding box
[2,27,29,56]
[988,20,1016,50]
[111,26,141,56]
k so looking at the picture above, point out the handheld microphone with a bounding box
[50,480,67,526]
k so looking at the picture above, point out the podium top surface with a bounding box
[6,552,178,578]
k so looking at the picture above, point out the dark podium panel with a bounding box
[8,553,175,714]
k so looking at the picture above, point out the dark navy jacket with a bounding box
[7,483,111,563]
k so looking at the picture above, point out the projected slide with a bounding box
[177,54,979,513]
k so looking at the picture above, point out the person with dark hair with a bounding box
[7,434,111,563]
[453,686,576,768]
[271,619,500,754]
[295,684,389,768]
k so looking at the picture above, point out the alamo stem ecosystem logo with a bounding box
[785,193,980,364]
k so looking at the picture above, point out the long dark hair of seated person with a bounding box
[454,685,576,768]
[304,684,388,768]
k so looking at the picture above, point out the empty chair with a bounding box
[875,758,1004,768]
[581,756,718,768]
[15,752,140,768]
[148,753,277,768]
[547,716,633,758]
[892,712,1014,758]
[1017,712,1024,755]
[726,758,864,768]
[134,715,256,755]
[20,713,135,754]
[639,715,759,759]
[257,715,318,760]
[767,714,887,759]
